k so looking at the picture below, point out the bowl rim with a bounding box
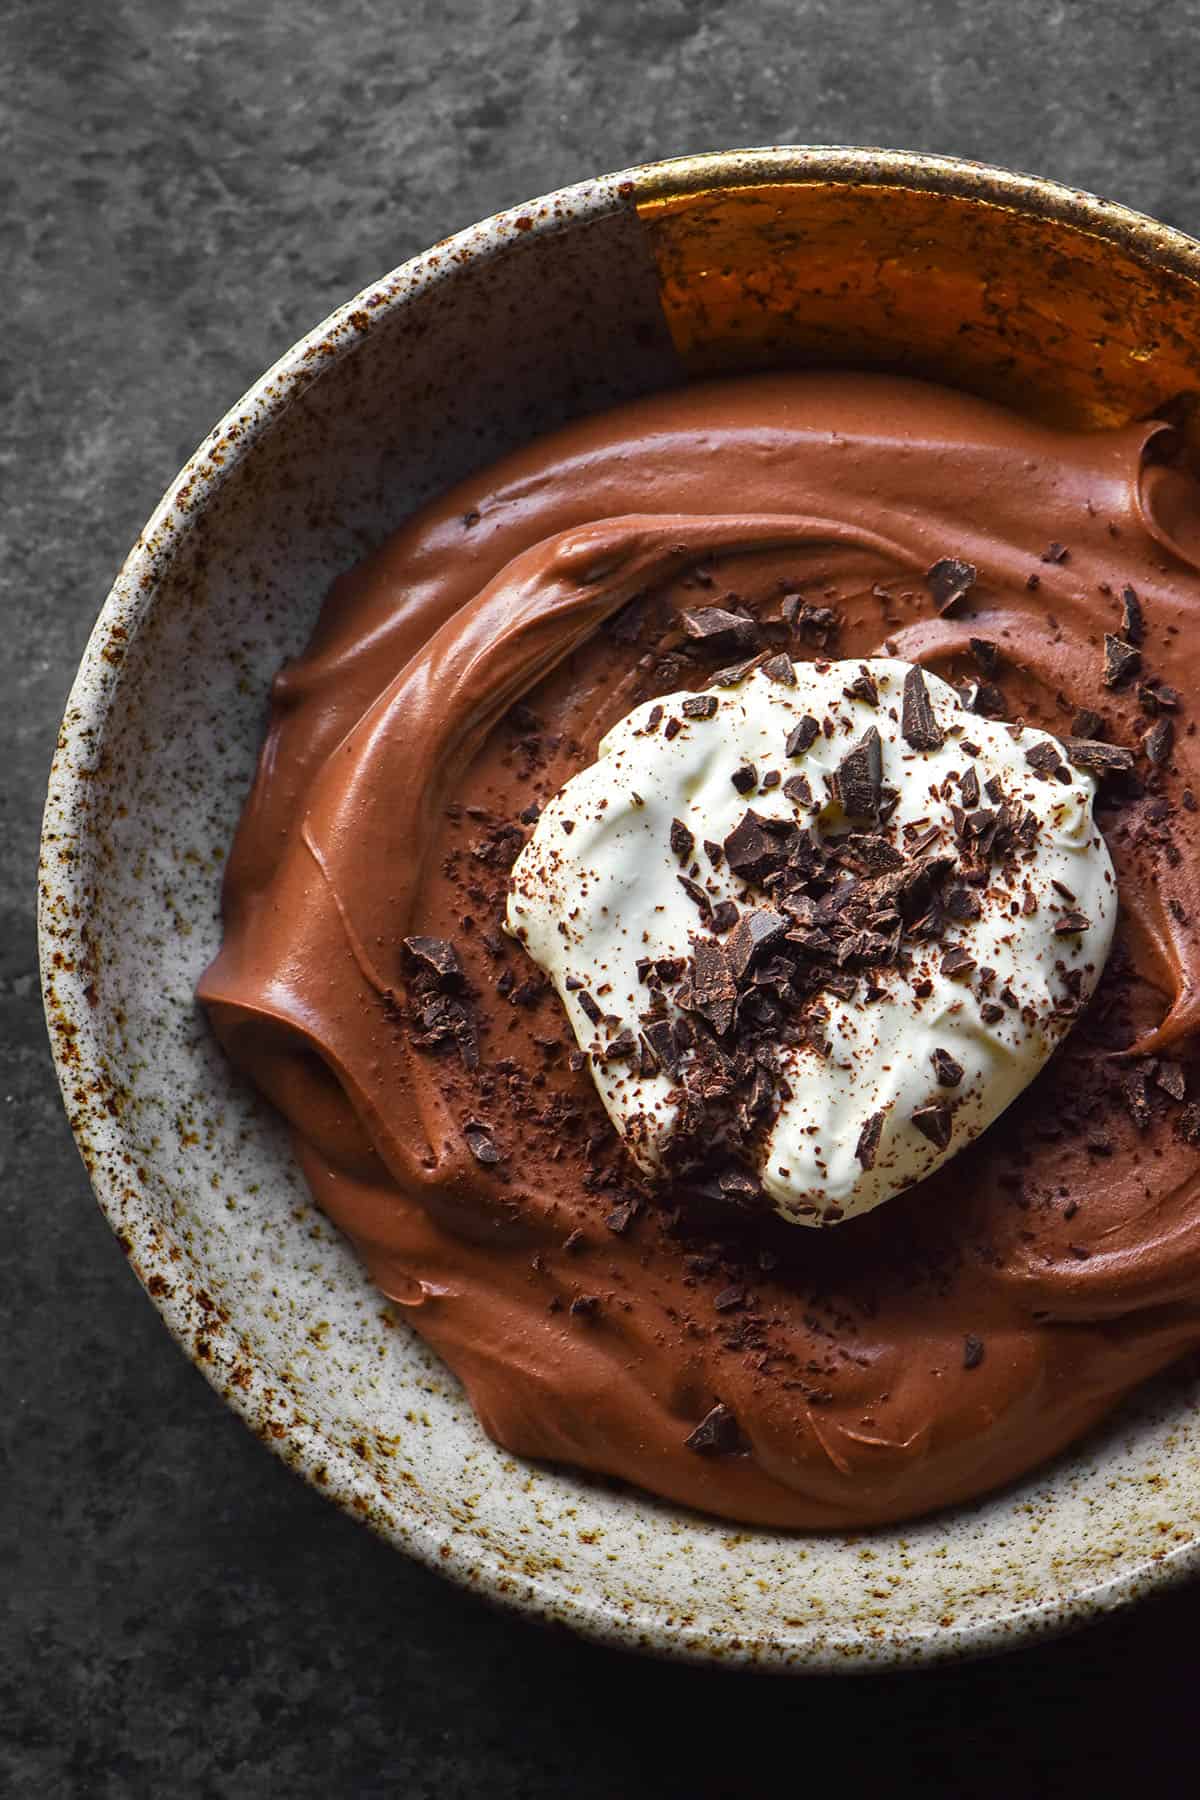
[40,144,1200,1672]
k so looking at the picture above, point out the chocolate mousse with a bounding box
[199,373,1200,1529]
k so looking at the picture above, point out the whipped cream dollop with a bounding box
[506,657,1117,1225]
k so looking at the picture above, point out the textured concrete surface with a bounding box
[6,0,1200,1793]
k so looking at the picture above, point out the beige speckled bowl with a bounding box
[40,149,1200,1670]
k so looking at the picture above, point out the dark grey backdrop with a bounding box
[6,2,1200,1794]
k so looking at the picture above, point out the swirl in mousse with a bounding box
[200,373,1200,1528]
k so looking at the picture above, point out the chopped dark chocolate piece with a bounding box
[1041,541,1069,563]
[926,556,977,614]
[980,1001,1005,1025]
[731,764,758,794]
[1144,717,1174,766]
[684,1403,741,1456]
[785,714,821,757]
[681,606,759,651]
[1178,1104,1200,1146]
[569,1294,600,1318]
[642,1018,679,1074]
[963,1334,985,1371]
[782,773,813,808]
[726,908,788,980]
[969,637,1000,676]
[464,1121,502,1165]
[1063,737,1135,777]
[710,899,740,934]
[1120,584,1144,644]
[844,670,879,706]
[762,653,797,686]
[677,874,713,918]
[576,988,603,1024]
[912,1100,953,1148]
[670,817,695,861]
[1071,709,1103,740]
[403,935,463,983]
[681,694,719,721]
[713,1285,746,1313]
[834,726,883,820]
[604,1199,639,1235]
[724,810,792,885]
[960,766,981,808]
[1053,910,1091,935]
[1025,739,1068,779]
[760,770,781,790]
[690,939,738,1035]
[1122,1071,1153,1130]
[971,681,1008,719]
[856,1109,885,1169]
[931,1048,964,1087]
[603,1028,638,1061]
[711,656,763,687]
[901,665,944,751]
[944,884,982,922]
[941,946,977,979]
[1156,1061,1187,1103]
[1103,634,1141,688]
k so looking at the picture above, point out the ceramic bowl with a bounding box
[40,148,1200,1671]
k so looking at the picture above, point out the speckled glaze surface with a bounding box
[40,148,1200,1671]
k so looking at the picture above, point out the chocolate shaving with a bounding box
[901,666,944,751]
[684,1402,741,1456]
[926,557,977,614]
[1103,634,1141,688]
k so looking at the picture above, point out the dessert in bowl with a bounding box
[42,150,1200,1664]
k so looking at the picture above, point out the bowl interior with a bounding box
[41,151,1200,1668]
